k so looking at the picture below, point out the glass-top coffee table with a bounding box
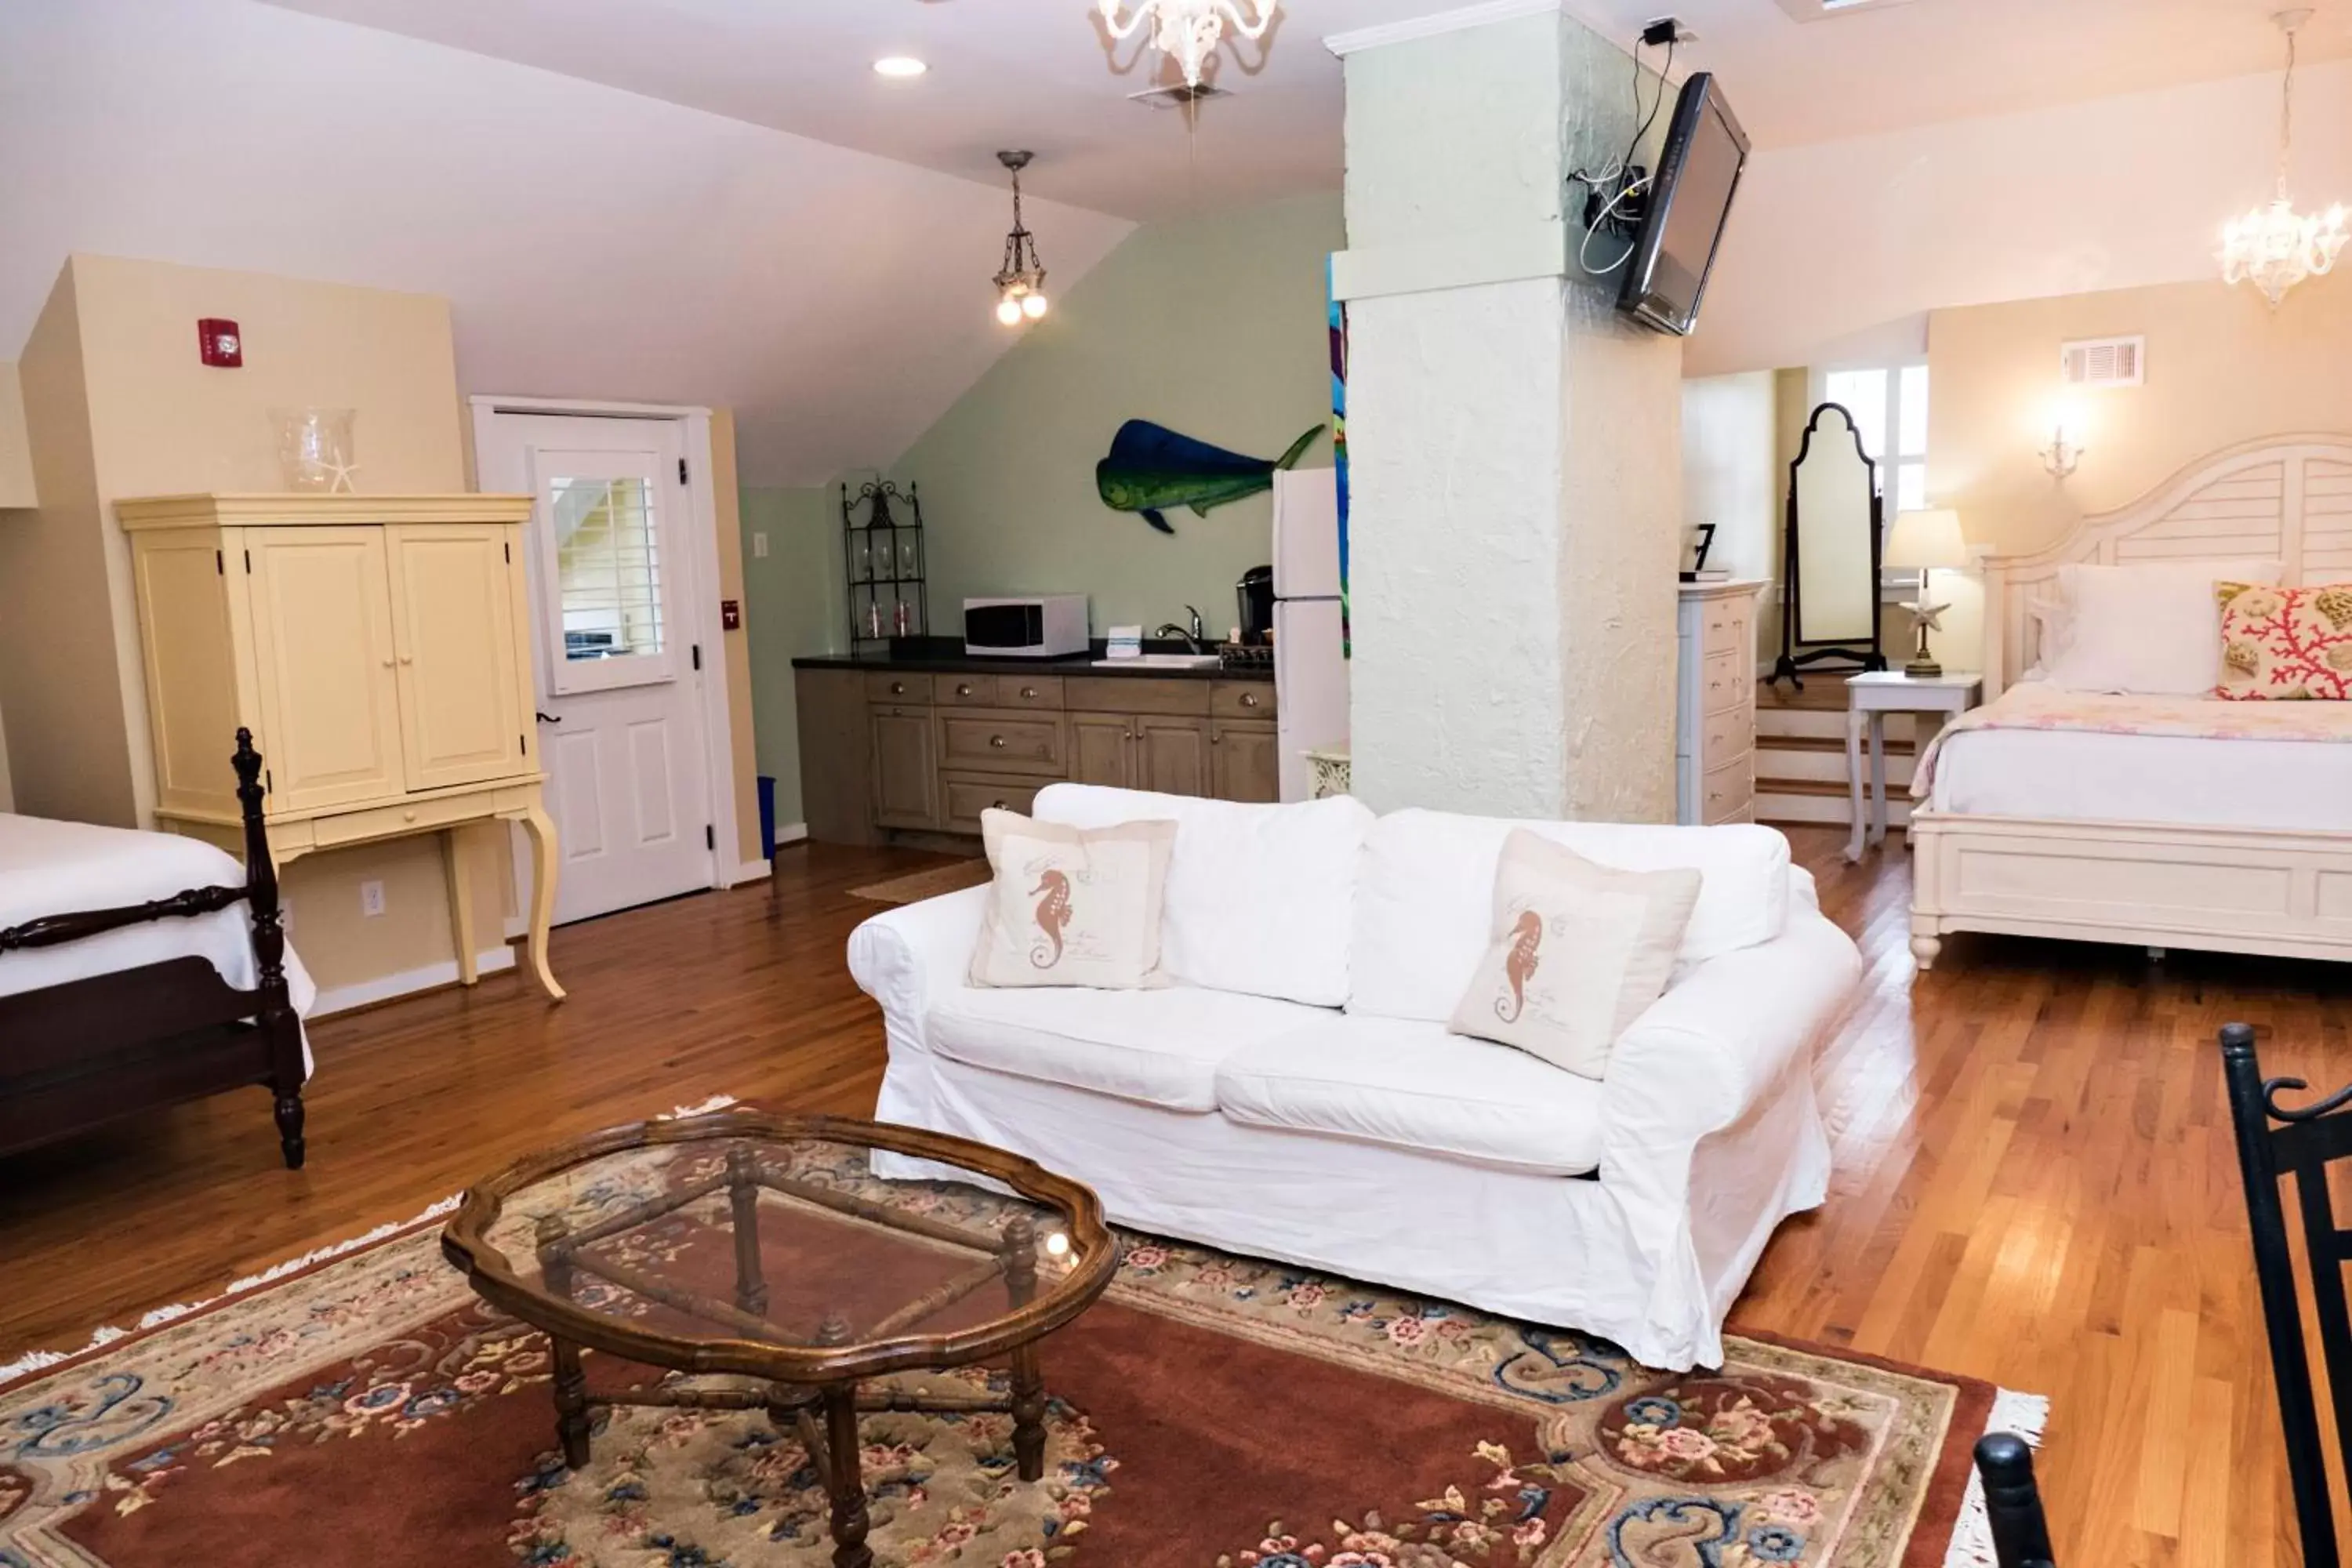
[440,1110,1116,1568]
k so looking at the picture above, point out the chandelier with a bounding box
[1095,0,1278,93]
[991,151,1049,327]
[2220,9,2347,307]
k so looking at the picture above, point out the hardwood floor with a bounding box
[5,828,2347,1566]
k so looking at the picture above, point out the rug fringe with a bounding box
[0,1094,739,1392]
[1943,1387,2053,1568]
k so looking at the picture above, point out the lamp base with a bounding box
[1904,656,1944,680]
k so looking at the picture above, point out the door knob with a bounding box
[380,657,394,668]
[398,654,414,665]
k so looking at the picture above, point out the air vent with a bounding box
[2060,336,2145,388]
[1127,82,1230,108]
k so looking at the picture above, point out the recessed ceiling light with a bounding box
[873,56,927,78]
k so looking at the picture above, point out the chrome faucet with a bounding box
[1152,605,1206,653]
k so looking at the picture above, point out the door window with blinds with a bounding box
[532,454,683,695]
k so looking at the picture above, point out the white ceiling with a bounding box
[258,0,2352,220]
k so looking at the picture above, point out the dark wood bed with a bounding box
[0,729,307,1169]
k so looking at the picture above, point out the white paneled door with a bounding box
[476,412,715,924]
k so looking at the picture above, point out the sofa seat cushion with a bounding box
[927,985,1336,1112]
[1213,1017,1606,1177]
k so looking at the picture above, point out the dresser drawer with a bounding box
[1065,676,1209,717]
[937,710,1066,774]
[1700,649,1747,716]
[994,674,1063,710]
[940,773,1043,833]
[866,672,927,705]
[932,673,996,707]
[1700,755,1753,825]
[1699,599,1749,660]
[1209,680,1276,720]
[310,787,499,848]
[1700,703,1751,764]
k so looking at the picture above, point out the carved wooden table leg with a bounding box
[811,1310,871,1568]
[1000,1217,1047,1483]
[537,1215,593,1469]
[728,1143,769,1316]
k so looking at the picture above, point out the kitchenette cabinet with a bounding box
[793,657,1279,844]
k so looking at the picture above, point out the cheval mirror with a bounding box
[1774,401,1886,686]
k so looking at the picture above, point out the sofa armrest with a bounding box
[846,885,989,1055]
[1603,907,1860,1158]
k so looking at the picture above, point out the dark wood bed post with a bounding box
[233,728,305,1170]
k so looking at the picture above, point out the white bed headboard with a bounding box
[1980,434,2352,695]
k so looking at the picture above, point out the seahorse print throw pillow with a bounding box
[967,810,1178,989]
[1446,829,1703,1079]
[2216,582,2352,700]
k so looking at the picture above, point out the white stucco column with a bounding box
[1333,2,1685,820]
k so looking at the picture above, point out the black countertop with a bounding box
[792,637,1273,681]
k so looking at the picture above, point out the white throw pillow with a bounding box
[1029,784,1374,1007]
[967,810,1176,989]
[1348,810,1789,1025]
[2041,559,2283,695]
[1446,832,1700,1080]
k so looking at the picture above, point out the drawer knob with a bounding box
[891,681,906,695]
[403,809,419,822]
[989,735,1007,749]
[1021,686,1038,699]
[1240,691,1260,708]
[956,682,973,696]
[993,799,1008,811]
[398,654,414,666]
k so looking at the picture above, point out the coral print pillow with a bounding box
[2216,582,2352,701]
[968,810,1177,989]
[1446,830,1702,1080]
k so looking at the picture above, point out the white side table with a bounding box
[1845,671,1982,862]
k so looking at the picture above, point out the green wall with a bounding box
[903,192,1342,636]
[739,485,839,830]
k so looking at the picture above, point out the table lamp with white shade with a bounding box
[1884,508,1969,679]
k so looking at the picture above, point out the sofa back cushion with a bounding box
[1031,783,1374,1007]
[1348,809,1791,1023]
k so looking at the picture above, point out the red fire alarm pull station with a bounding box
[720,599,742,631]
[198,318,242,368]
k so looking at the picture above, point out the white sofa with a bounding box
[848,785,1862,1370]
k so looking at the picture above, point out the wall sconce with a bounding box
[2040,420,2085,479]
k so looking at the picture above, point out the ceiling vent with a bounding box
[1128,82,1231,109]
[1772,0,1926,20]
[2060,336,2145,388]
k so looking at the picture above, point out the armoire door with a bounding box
[243,527,407,812]
[385,523,530,791]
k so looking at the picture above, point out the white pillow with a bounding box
[967,811,1176,989]
[1446,832,1701,1080]
[1029,784,1374,1007]
[2041,559,2282,695]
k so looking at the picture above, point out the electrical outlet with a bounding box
[751,531,768,559]
[360,880,387,918]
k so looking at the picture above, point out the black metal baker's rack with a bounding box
[841,479,928,652]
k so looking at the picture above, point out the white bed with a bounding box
[1909,434,2352,969]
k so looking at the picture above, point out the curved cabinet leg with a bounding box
[443,826,478,987]
[519,800,565,1001]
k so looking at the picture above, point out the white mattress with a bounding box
[0,814,315,1069]
[1931,706,2352,833]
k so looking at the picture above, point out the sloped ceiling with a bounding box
[0,0,1134,486]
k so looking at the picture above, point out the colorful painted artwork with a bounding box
[1094,419,1324,534]
[1329,257,1351,656]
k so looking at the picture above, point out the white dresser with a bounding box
[1675,579,1764,826]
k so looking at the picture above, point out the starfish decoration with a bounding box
[321,456,361,495]
[1900,594,1950,635]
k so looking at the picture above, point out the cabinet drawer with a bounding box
[937,710,1066,774]
[932,673,997,707]
[1209,680,1276,720]
[310,788,499,849]
[994,674,1063,710]
[1701,755,1753,825]
[1065,677,1208,717]
[1699,600,1749,660]
[1700,703,1751,764]
[866,672,927,704]
[941,774,1042,833]
[1700,649,1746,716]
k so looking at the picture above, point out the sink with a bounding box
[1091,653,1222,670]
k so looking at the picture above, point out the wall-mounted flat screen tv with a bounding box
[1617,71,1750,337]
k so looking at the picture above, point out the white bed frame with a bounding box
[1909,434,2352,970]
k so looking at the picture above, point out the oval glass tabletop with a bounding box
[439,1110,1117,1384]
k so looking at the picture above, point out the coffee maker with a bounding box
[1236,564,1274,645]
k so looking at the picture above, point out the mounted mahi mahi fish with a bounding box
[1095,419,1325,534]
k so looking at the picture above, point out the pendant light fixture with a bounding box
[1095,0,1279,93]
[992,151,1049,327]
[2220,9,2347,307]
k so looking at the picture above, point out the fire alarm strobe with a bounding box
[198,318,242,368]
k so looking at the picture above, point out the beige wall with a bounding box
[0,361,34,510]
[1682,370,1781,667]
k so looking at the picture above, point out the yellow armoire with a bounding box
[118,493,564,1000]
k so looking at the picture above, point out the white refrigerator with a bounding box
[1271,468,1348,802]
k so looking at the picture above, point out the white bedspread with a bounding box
[0,815,316,1069]
[1916,682,2352,833]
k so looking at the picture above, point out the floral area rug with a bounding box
[2,1140,2004,1568]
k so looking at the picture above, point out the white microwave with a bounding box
[964,595,1089,658]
